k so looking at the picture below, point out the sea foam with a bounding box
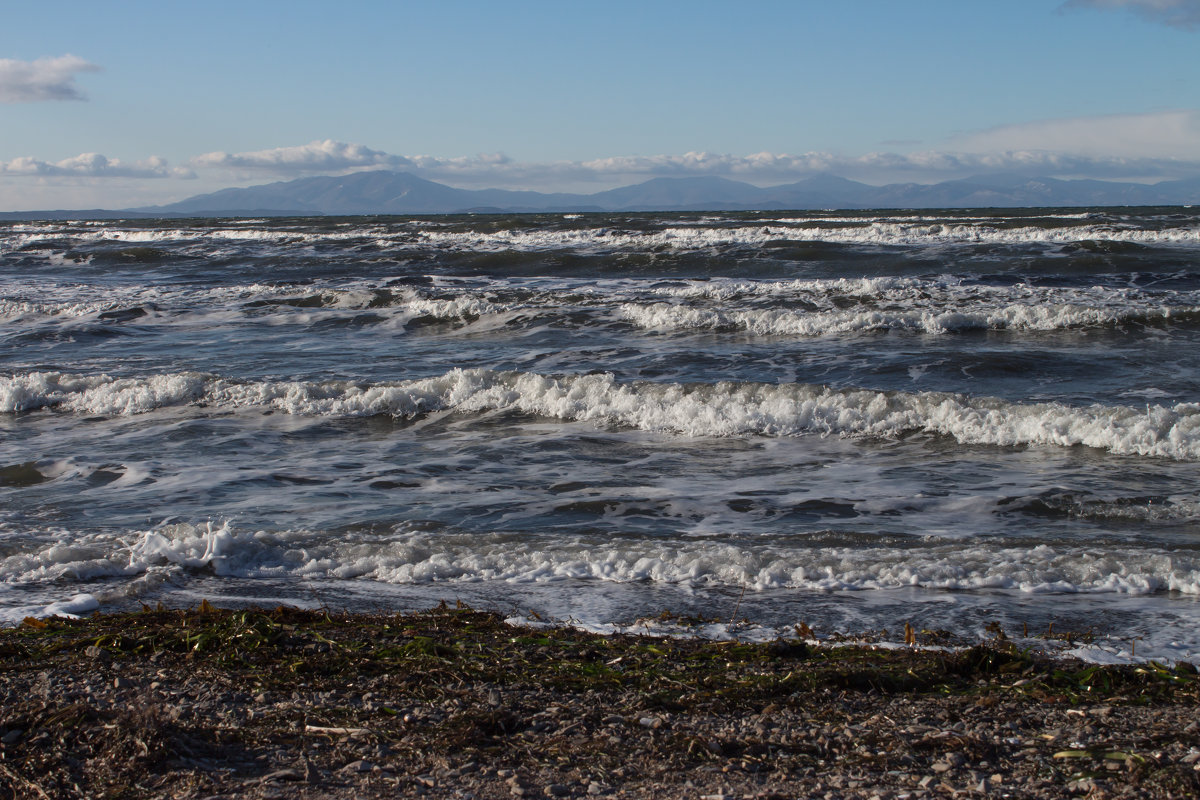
[619,300,1186,336]
[4,369,1199,460]
[5,522,1198,597]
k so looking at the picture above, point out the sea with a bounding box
[2,208,1199,663]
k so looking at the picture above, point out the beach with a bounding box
[2,604,1198,799]
[4,209,1200,796]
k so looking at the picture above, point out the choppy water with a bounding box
[3,208,1199,661]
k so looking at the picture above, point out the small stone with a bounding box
[638,716,662,729]
[932,762,954,773]
[113,676,132,689]
[1,729,22,745]
[84,645,109,660]
[1067,778,1095,794]
[341,759,374,774]
[260,769,303,783]
[586,782,605,795]
[544,785,570,797]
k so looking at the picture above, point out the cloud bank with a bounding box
[952,110,1200,160]
[190,140,412,173]
[0,55,101,103]
[179,125,1200,189]
[0,153,193,179]
[3,108,1199,211]
[1064,0,1200,29]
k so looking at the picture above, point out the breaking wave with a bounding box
[3,368,1198,460]
[5,521,1198,596]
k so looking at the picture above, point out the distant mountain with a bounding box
[136,171,1200,215]
[585,176,773,210]
[3,170,1199,220]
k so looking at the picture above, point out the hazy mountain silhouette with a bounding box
[3,170,1198,220]
[139,171,1200,215]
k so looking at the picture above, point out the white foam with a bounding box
[129,521,286,575]
[646,276,922,300]
[624,302,1185,335]
[4,368,1199,460]
[6,523,1198,597]
[619,300,1189,336]
[0,279,515,333]
[0,298,117,320]
[0,372,207,414]
[6,217,1199,256]
[272,535,1200,596]
[41,593,99,618]
[411,222,1200,252]
[621,276,1200,336]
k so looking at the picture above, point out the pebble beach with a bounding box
[2,605,1198,799]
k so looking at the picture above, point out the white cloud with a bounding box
[161,114,1200,189]
[951,110,1200,161]
[373,147,1200,188]
[190,139,412,173]
[13,140,1191,190]
[1063,0,1200,29]
[0,153,194,179]
[0,55,101,103]
[5,113,1200,212]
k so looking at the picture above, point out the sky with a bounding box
[1,0,1199,210]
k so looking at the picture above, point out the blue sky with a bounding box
[2,0,1199,210]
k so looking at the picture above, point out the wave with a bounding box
[4,368,1199,459]
[0,298,120,320]
[411,222,1200,253]
[7,218,1200,256]
[622,277,1200,335]
[620,300,1193,336]
[243,287,504,319]
[7,275,1198,339]
[0,283,510,329]
[5,521,1198,596]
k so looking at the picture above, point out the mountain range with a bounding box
[4,170,1199,219]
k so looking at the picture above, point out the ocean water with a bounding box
[2,208,1199,662]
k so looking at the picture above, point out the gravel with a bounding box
[1,605,1197,799]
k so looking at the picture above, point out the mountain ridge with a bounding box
[2,170,1198,220]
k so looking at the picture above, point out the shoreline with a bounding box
[2,604,1198,799]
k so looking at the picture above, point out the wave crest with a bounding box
[4,369,1199,459]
